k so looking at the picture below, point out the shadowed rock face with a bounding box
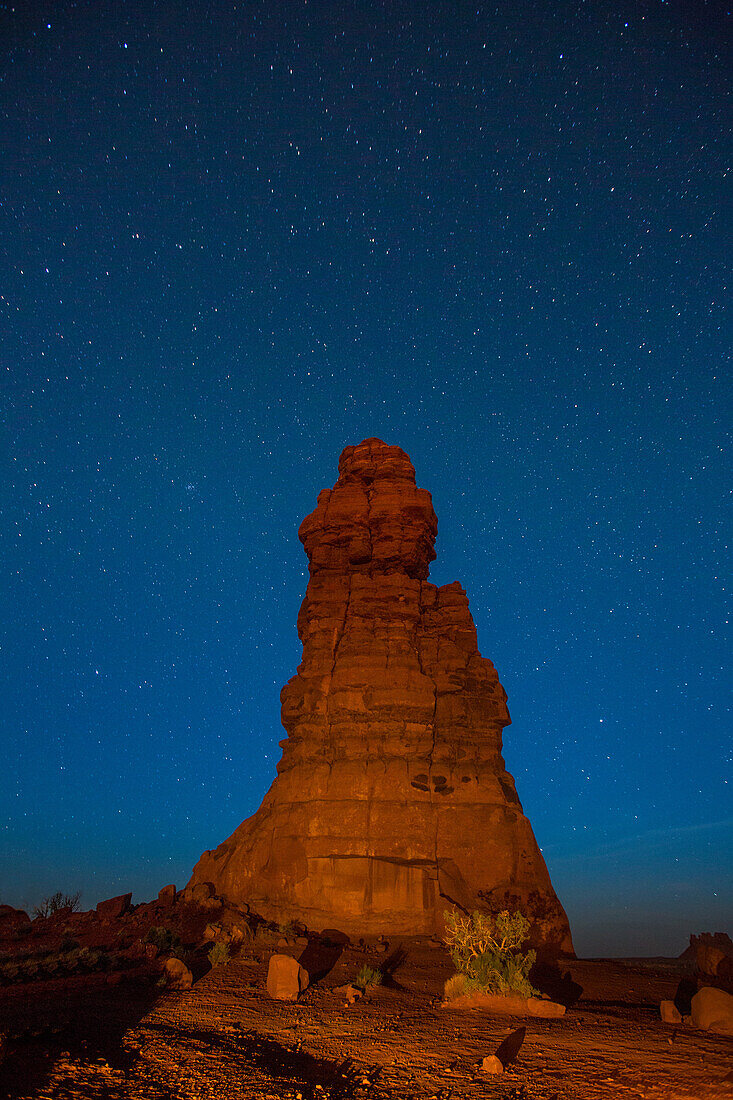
[189,438,573,954]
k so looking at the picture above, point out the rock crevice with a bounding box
[189,438,573,954]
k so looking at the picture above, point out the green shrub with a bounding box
[443,908,539,999]
[207,942,231,967]
[145,926,181,953]
[355,964,383,991]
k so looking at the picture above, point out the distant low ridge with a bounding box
[189,438,573,954]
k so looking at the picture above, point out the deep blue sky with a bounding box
[1,1,729,956]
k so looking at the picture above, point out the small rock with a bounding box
[334,982,362,1004]
[163,957,193,991]
[157,884,176,905]
[96,893,132,921]
[494,1026,525,1067]
[267,954,309,1001]
[481,1055,503,1075]
[660,1000,682,1024]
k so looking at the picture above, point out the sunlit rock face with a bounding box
[189,438,573,955]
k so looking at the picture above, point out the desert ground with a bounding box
[1,901,731,1100]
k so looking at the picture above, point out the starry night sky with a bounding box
[2,1,729,956]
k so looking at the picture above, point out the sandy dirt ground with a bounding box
[1,936,731,1100]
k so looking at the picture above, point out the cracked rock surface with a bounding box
[189,439,572,952]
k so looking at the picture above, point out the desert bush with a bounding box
[42,955,61,976]
[32,891,81,919]
[61,950,81,972]
[22,960,41,980]
[443,908,539,999]
[355,964,383,991]
[77,947,101,969]
[145,926,181,953]
[207,942,231,967]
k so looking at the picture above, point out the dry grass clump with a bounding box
[355,964,383,991]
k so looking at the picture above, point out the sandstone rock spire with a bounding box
[189,438,573,953]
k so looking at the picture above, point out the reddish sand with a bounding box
[1,932,731,1099]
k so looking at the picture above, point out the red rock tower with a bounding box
[189,439,573,953]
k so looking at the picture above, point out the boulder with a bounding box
[266,954,309,1001]
[660,1000,682,1024]
[47,906,73,922]
[697,944,727,977]
[96,893,132,921]
[481,1055,503,1075]
[157,884,176,905]
[163,956,193,991]
[0,905,30,931]
[202,920,246,944]
[187,439,573,953]
[690,986,733,1035]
